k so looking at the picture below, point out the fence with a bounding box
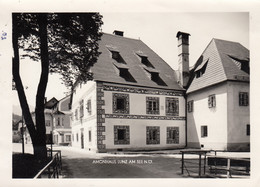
[207,156,250,178]
[34,149,62,178]
[180,149,250,178]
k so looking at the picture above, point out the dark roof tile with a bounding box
[92,33,183,90]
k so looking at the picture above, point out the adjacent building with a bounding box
[70,31,186,152]
[180,32,250,151]
[32,96,72,146]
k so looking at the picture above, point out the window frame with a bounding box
[167,127,179,144]
[113,93,130,114]
[114,125,130,145]
[89,130,92,142]
[187,100,194,113]
[201,126,208,138]
[146,126,160,145]
[208,94,216,108]
[79,99,84,118]
[146,97,160,115]
[166,97,179,116]
[87,99,92,114]
[239,92,249,106]
[246,124,250,136]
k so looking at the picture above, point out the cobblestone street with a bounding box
[58,146,184,178]
[13,143,250,178]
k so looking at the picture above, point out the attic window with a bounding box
[111,51,126,64]
[195,60,208,78]
[229,55,250,74]
[113,64,136,82]
[144,68,167,86]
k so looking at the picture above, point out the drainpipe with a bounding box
[185,93,188,148]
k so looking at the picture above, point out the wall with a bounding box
[187,82,228,150]
[227,81,250,151]
[71,81,98,152]
[101,82,186,151]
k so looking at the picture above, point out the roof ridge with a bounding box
[102,32,141,41]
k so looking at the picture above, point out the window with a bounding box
[146,126,160,144]
[89,130,92,142]
[246,124,250,136]
[195,60,208,78]
[239,92,249,106]
[167,127,179,144]
[138,55,154,68]
[113,93,129,114]
[114,126,130,145]
[208,94,216,108]
[57,117,60,126]
[72,134,74,141]
[66,135,71,142]
[187,100,194,113]
[201,126,208,137]
[229,55,250,74]
[111,51,125,64]
[76,133,79,142]
[80,100,84,118]
[118,68,136,82]
[146,97,159,114]
[87,99,92,114]
[166,97,179,116]
[45,120,51,127]
[61,134,64,143]
[75,109,78,120]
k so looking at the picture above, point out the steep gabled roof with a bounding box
[90,33,183,91]
[44,97,58,109]
[187,38,249,93]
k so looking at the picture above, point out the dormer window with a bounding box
[229,55,250,74]
[112,51,120,61]
[144,67,167,86]
[195,60,208,78]
[111,51,125,64]
[136,52,154,68]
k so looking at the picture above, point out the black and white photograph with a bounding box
[1,0,260,187]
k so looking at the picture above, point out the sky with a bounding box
[12,12,249,110]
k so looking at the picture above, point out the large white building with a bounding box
[70,31,186,152]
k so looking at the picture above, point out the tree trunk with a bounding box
[12,13,37,144]
[33,13,49,160]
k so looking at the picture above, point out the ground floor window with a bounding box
[146,126,160,144]
[66,135,71,142]
[167,127,179,144]
[114,125,130,145]
[89,130,92,142]
[201,126,208,137]
[246,124,250,136]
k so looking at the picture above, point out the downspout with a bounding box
[184,92,188,148]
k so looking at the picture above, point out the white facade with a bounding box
[187,81,250,151]
[71,81,98,151]
[71,81,186,152]
[227,81,250,150]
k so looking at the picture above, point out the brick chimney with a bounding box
[113,30,124,36]
[176,31,190,88]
